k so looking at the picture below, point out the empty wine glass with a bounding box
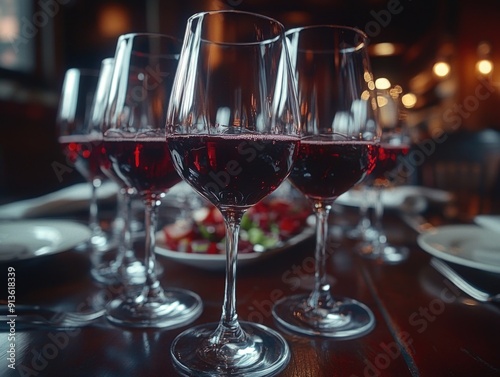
[355,90,411,263]
[101,33,202,328]
[57,68,113,252]
[167,10,300,376]
[272,25,379,338]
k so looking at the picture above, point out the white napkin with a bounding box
[474,215,500,233]
[0,181,119,219]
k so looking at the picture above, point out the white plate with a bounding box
[474,215,500,233]
[0,181,118,219]
[336,186,451,210]
[155,226,315,271]
[417,225,500,273]
[0,220,91,261]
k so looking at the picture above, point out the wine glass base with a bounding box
[105,288,202,328]
[91,265,121,285]
[90,232,117,251]
[171,321,290,377]
[91,257,164,286]
[272,294,375,339]
[356,242,409,264]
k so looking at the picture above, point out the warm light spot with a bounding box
[433,61,450,78]
[476,59,493,75]
[364,71,373,82]
[375,78,391,90]
[409,71,432,94]
[477,41,491,56]
[0,15,19,41]
[372,43,395,56]
[281,11,312,25]
[389,85,403,98]
[376,95,389,107]
[401,93,417,108]
[98,4,131,38]
[361,90,371,101]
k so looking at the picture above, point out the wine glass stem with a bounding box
[358,187,371,231]
[309,205,335,308]
[213,210,246,342]
[373,186,387,249]
[142,198,163,299]
[117,190,134,268]
[89,179,101,235]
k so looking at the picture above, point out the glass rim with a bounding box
[187,10,285,47]
[116,32,181,43]
[286,24,368,53]
[100,57,114,64]
[115,32,182,58]
[64,67,99,77]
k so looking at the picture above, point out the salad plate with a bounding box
[155,198,314,271]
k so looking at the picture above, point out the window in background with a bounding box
[0,0,35,73]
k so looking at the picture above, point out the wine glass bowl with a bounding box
[272,25,380,338]
[167,10,300,376]
[101,33,202,328]
[56,69,112,252]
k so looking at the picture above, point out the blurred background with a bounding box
[1,0,500,206]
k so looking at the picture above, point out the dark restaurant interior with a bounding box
[1,0,500,206]
[1,2,500,377]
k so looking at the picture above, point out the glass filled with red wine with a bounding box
[57,69,113,252]
[355,90,411,263]
[88,57,146,286]
[101,33,202,328]
[166,10,300,376]
[272,25,380,338]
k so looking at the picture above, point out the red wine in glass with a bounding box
[367,142,410,183]
[354,141,412,263]
[167,134,299,208]
[59,134,106,182]
[272,24,380,340]
[289,138,378,201]
[103,137,182,196]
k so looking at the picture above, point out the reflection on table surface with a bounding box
[1,196,499,377]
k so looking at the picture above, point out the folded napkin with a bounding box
[474,215,500,233]
[336,185,452,212]
[0,181,119,219]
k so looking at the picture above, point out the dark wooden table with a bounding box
[1,204,500,377]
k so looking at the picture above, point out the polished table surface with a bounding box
[1,204,500,377]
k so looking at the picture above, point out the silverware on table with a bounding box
[400,213,436,234]
[430,257,500,303]
[400,212,500,304]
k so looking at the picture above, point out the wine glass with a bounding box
[166,10,300,376]
[272,25,379,338]
[88,57,145,286]
[355,89,411,263]
[101,33,203,328]
[345,183,377,241]
[57,68,113,252]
